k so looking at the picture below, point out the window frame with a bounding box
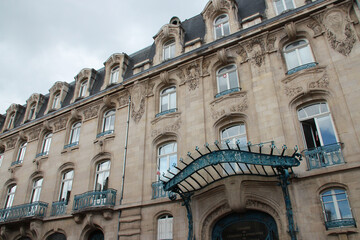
[78,80,88,98]
[30,178,43,203]
[157,214,173,240]
[59,170,74,204]
[110,66,120,84]
[7,113,15,129]
[17,142,27,163]
[41,133,52,155]
[160,86,176,113]
[216,64,240,95]
[283,39,315,72]
[163,39,176,61]
[157,142,177,181]
[69,122,81,145]
[52,93,60,109]
[102,110,116,133]
[4,185,16,208]
[28,103,36,120]
[273,0,296,15]
[94,160,111,191]
[214,14,230,39]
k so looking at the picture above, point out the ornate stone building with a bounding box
[0,0,360,239]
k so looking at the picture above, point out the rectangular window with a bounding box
[30,179,43,203]
[52,93,60,109]
[59,170,74,204]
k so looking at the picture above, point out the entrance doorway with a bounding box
[212,211,278,240]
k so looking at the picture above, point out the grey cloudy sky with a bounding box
[0,0,209,114]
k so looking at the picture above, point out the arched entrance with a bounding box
[212,211,279,240]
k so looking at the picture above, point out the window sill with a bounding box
[35,152,49,158]
[61,142,79,154]
[215,87,241,98]
[96,130,114,138]
[155,108,177,118]
[286,62,318,75]
[325,219,356,230]
[10,160,23,167]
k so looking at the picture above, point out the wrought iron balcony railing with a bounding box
[152,181,170,199]
[325,218,356,230]
[155,108,177,118]
[35,152,49,158]
[50,201,67,216]
[0,202,48,222]
[215,87,241,98]
[10,160,23,166]
[72,189,117,212]
[286,62,318,75]
[64,142,79,149]
[303,142,344,170]
[96,130,114,138]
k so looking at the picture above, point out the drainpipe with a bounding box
[117,96,131,240]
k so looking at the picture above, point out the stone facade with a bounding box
[0,0,360,240]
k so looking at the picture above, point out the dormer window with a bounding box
[274,0,295,15]
[28,104,36,120]
[7,113,15,129]
[214,14,230,39]
[52,93,60,109]
[110,66,119,84]
[78,80,88,98]
[163,40,175,61]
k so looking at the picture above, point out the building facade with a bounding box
[0,0,360,239]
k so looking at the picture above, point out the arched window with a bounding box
[157,214,173,240]
[221,124,247,173]
[52,92,60,109]
[102,110,115,134]
[46,233,66,240]
[160,87,176,113]
[157,142,177,181]
[69,122,81,145]
[59,170,74,204]
[110,66,119,84]
[274,0,295,15]
[78,80,88,98]
[41,133,52,156]
[320,188,355,229]
[7,113,15,129]
[163,39,175,61]
[284,39,315,73]
[214,14,230,39]
[4,185,16,208]
[88,230,104,240]
[94,161,111,191]
[30,178,43,203]
[28,103,36,120]
[16,142,27,163]
[216,65,240,97]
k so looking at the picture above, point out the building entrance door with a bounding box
[212,211,278,240]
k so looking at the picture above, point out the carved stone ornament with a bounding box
[30,220,43,239]
[210,92,248,121]
[323,9,357,56]
[6,137,16,149]
[117,92,130,108]
[309,74,329,89]
[266,36,277,52]
[130,83,146,124]
[71,109,81,120]
[160,71,170,85]
[151,119,181,138]
[201,203,231,240]
[202,59,211,76]
[285,86,304,97]
[307,18,324,37]
[28,128,41,142]
[284,22,297,40]
[177,61,201,91]
[245,199,281,222]
[236,45,248,63]
[19,131,27,141]
[53,117,68,132]
[245,36,266,67]
[217,48,229,65]
[146,82,155,97]
[203,0,232,19]
[83,105,100,120]
[0,226,9,240]
[102,95,114,108]
[43,120,52,131]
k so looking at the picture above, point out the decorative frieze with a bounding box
[210,92,248,121]
[53,117,68,132]
[27,128,42,142]
[117,93,130,109]
[177,61,201,91]
[5,138,16,149]
[83,105,100,120]
[130,83,146,124]
[151,119,181,138]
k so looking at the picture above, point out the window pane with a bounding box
[298,46,313,65]
[304,104,321,117]
[285,50,298,70]
[215,25,222,39]
[169,154,177,170]
[169,92,176,109]
[275,0,285,14]
[228,70,238,89]
[161,95,169,111]
[316,115,337,145]
[223,22,230,36]
[285,0,294,9]
[338,200,352,219]
[218,75,228,92]
[324,202,337,221]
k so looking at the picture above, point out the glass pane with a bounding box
[215,25,222,39]
[285,50,299,70]
[304,104,321,117]
[324,202,337,221]
[338,201,352,219]
[169,92,176,109]
[161,95,169,111]
[317,115,337,145]
[170,44,175,58]
[223,22,230,36]
[218,75,228,92]
[228,70,238,89]
[275,0,285,14]
[322,195,333,203]
[169,154,177,169]
[298,46,313,65]
[336,193,346,200]
[285,0,295,9]
[297,109,306,120]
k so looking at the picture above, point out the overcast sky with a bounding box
[0,0,209,114]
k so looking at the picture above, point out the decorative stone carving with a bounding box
[160,71,170,85]
[117,92,130,108]
[285,86,304,97]
[245,199,281,222]
[245,37,266,67]
[6,138,16,149]
[217,48,229,65]
[19,131,27,141]
[83,105,100,120]
[201,203,231,240]
[202,0,233,19]
[146,82,155,97]
[71,109,81,120]
[202,59,211,76]
[210,92,248,121]
[53,117,68,132]
[309,74,329,89]
[236,45,248,63]
[0,225,8,240]
[284,22,297,40]
[102,95,113,108]
[322,9,357,56]
[43,120,52,131]
[177,61,201,91]
[30,220,43,239]
[130,83,146,124]
[151,119,181,138]
[28,128,41,142]
[307,18,323,37]
[266,36,277,52]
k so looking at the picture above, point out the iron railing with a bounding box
[325,218,356,229]
[50,201,67,216]
[287,62,317,75]
[72,189,116,211]
[0,202,48,222]
[35,152,49,158]
[155,108,177,118]
[215,87,241,98]
[303,142,344,170]
[152,181,170,199]
[64,142,79,149]
[96,130,114,138]
[10,160,23,166]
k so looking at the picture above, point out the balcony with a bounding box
[155,108,177,118]
[215,87,241,98]
[325,218,356,230]
[10,160,23,167]
[72,189,116,212]
[0,202,48,223]
[96,130,114,138]
[64,142,79,149]
[50,201,67,216]
[286,62,318,75]
[303,143,344,170]
[152,181,171,199]
[35,152,48,158]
